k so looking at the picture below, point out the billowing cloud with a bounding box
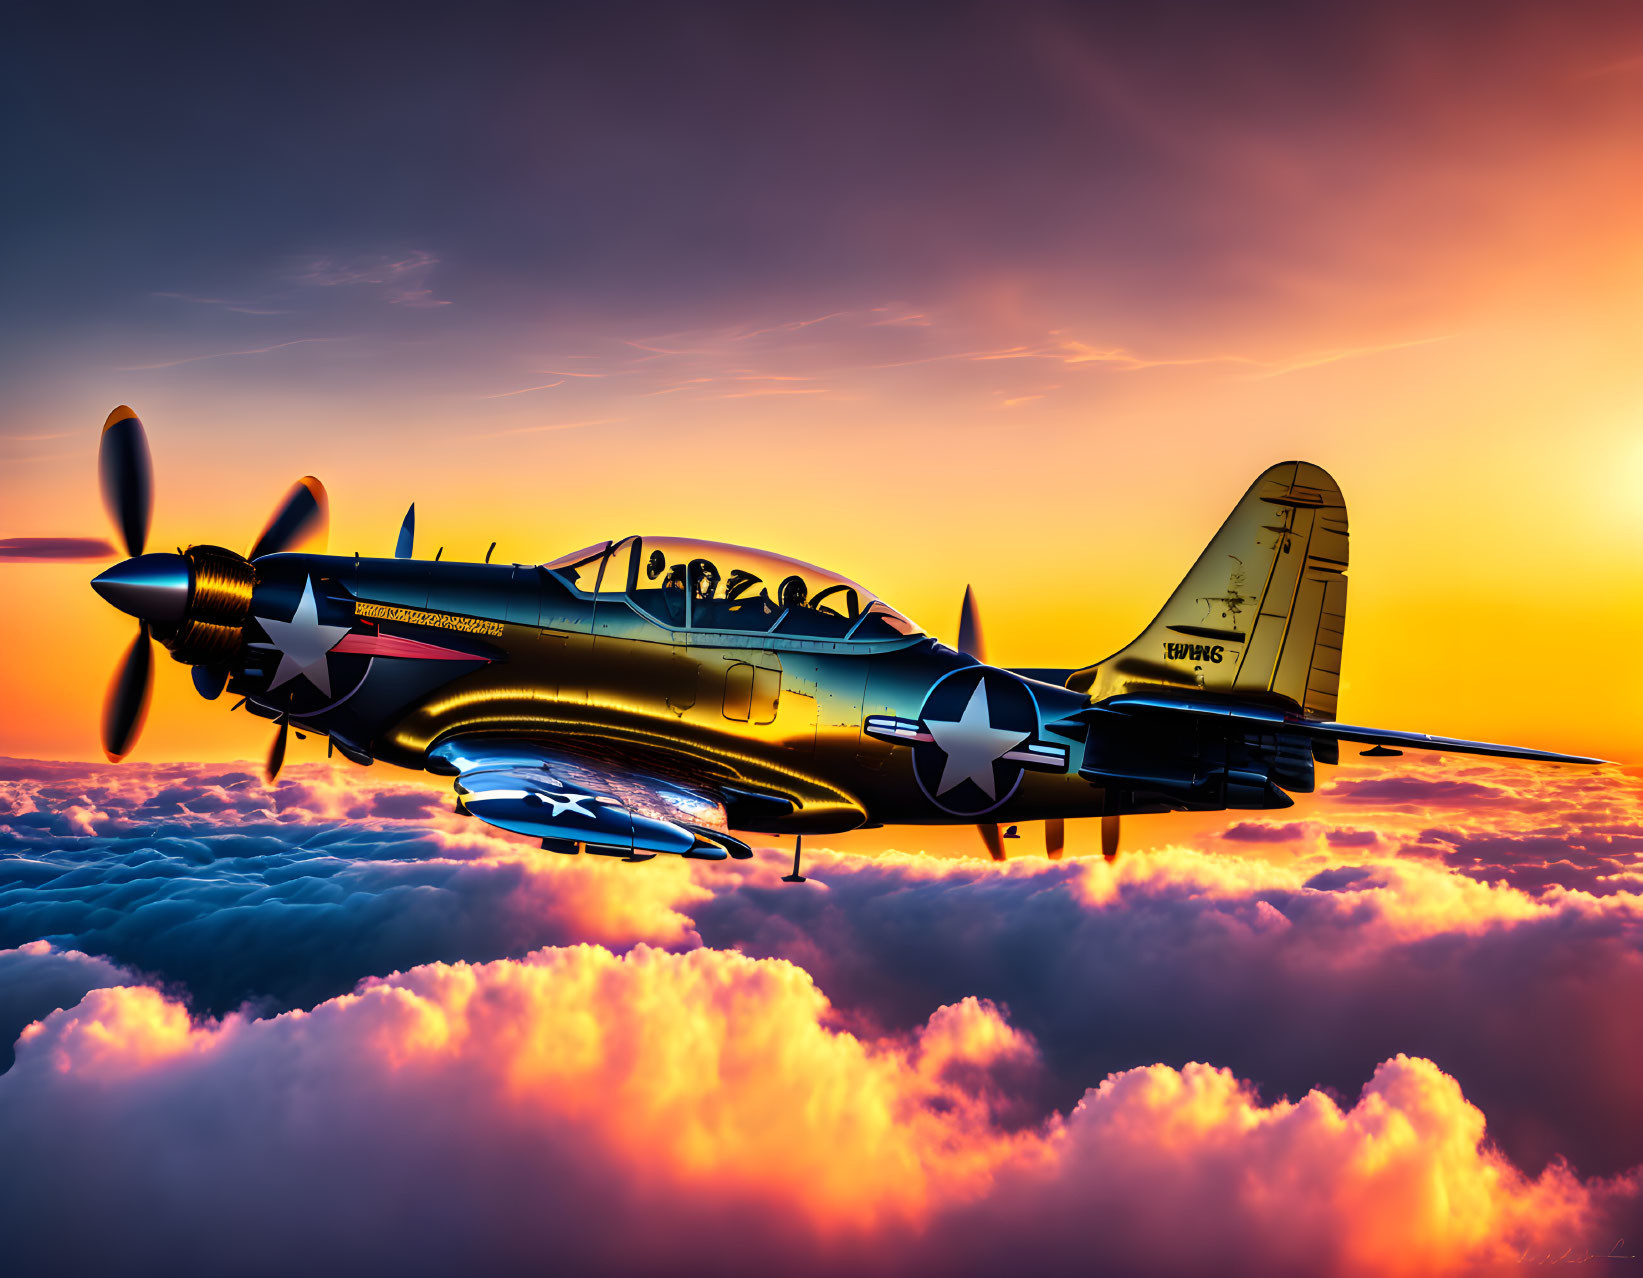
[0,940,137,1068]
[693,842,1643,1178]
[0,760,708,1015]
[3,755,1642,1274]
[0,947,1631,1277]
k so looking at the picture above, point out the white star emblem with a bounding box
[540,791,597,818]
[923,679,1030,798]
[254,577,352,696]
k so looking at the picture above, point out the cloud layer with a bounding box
[2,755,1641,1274]
[2,947,1629,1278]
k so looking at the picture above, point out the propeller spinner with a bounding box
[88,405,330,774]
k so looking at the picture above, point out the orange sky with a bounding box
[2,5,1640,772]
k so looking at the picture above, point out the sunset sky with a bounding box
[2,3,1642,1274]
[3,2,1641,764]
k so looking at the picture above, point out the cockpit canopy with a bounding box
[543,536,922,641]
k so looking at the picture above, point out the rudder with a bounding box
[1068,461,1348,718]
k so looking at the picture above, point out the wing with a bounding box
[429,736,752,860]
[1090,693,1603,765]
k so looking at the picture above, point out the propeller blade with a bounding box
[1045,818,1065,860]
[192,664,228,701]
[98,406,153,557]
[395,503,415,559]
[101,622,153,760]
[978,822,1006,861]
[266,714,290,783]
[957,584,986,662]
[1101,814,1121,863]
[250,477,329,560]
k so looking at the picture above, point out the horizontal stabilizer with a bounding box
[1093,693,1604,766]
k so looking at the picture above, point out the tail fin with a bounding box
[1068,461,1348,718]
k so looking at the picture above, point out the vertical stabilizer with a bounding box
[1068,461,1347,718]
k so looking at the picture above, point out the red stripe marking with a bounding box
[332,632,487,661]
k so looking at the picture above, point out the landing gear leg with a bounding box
[782,834,806,884]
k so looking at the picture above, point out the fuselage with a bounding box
[228,542,1141,834]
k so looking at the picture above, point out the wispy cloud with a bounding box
[115,336,352,372]
[640,378,715,397]
[513,306,1451,422]
[873,328,1455,383]
[729,311,848,341]
[2,452,77,465]
[293,249,450,308]
[152,292,291,316]
[0,536,116,561]
[478,381,565,400]
[939,334,1254,374]
[473,416,627,438]
[1579,50,1643,79]
[713,386,832,399]
[1246,332,1458,379]
[868,308,932,327]
[624,337,715,358]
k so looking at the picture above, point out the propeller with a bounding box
[101,622,153,761]
[1046,818,1065,860]
[98,406,152,558]
[266,712,290,783]
[250,476,329,560]
[192,664,228,701]
[247,477,327,777]
[89,405,328,773]
[95,409,159,759]
[1101,814,1121,863]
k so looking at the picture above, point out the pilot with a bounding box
[690,558,722,597]
[689,559,721,601]
[777,574,808,610]
[658,557,687,625]
[722,568,772,626]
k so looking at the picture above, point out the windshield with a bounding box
[541,541,613,593]
[546,536,921,640]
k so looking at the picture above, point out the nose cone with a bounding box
[92,553,190,621]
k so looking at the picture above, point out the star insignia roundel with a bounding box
[864,667,1068,817]
[255,577,352,696]
[249,574,372,714]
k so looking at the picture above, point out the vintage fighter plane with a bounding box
[88,406,1599,869]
